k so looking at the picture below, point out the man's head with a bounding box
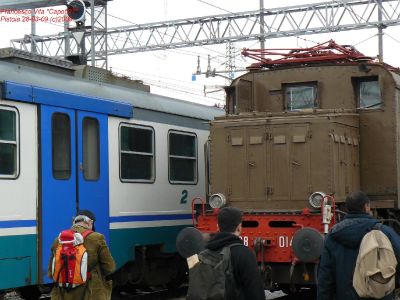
[73,209,96,230]
[217,207,243,235]
[345,191,371,213]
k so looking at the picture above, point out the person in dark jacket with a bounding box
[317,191,400,300]
[205,206,265,300]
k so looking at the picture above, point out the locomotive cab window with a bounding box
[226,86,236,114]
[0,107,18,178]
[284,82,318,111]
[120,124,155,182]
[225,79,253,114]
[355,77,382,109]
[168,131,197,184]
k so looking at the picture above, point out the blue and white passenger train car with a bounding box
[0,48,222,297]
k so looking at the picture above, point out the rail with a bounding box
[191,197,206,226]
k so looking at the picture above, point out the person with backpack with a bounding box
[187,206,265,300]
[47,210,116,300]
[317,191,400,300]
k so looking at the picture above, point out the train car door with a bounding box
[40,106,109,283]
[247,126,266,202]
[76,111,109,243]
[40,106,76,283]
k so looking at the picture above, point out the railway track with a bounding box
[111,287,312,300]
[111,286,187,300]
[2,286,313,300]
[1,286,187,300]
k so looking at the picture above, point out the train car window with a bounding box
[357,78,382,109]
[120,124,155,182]
[83,117,100,181]
[226,80,253,114]
[52,113,71,180]
[236,79,253,113]
[0,107,18,178]
[284,82,317,111]
[225,86,236,114]
[168,130,197,184]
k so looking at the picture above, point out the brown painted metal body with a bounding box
[210,62,400,209]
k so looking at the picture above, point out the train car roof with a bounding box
[0,49,223,121]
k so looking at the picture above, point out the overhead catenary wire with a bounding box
[68,2,390,73]
[196,0,390,59]
[107,12,228,58]
[106,11,253,77]
[111,66,225,104]
[385,32,400,45]
[114,72,223,98]
[330,0,386,51]
[107,3,261,95]
[143,80,224,103]
[353,34,379,46]
[74,1,398,102]
[105,14,229,67]
[111,1,269,70]
[104,11,232,103]
[193,0,323,69]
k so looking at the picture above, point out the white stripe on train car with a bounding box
[110,219,192,229]
[0,227,36,236]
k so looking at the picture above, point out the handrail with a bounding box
[191,197,206,226]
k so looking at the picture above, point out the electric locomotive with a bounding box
[194,40,400,291]
[0,48,223,298]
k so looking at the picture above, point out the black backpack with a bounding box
[186,243,242,300]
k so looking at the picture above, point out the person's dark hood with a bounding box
[206,232,243,251]
[330,213,379,248]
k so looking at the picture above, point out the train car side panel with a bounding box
[108,115,208,268]
[0,100,37,289]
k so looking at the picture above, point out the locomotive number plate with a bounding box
[278,235,293,248]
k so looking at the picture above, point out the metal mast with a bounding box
[87,0,108,68]
[9,0,400,61]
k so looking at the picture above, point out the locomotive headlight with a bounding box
[308,192,326,209]
[209,193,226,209]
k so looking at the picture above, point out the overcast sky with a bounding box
[1,0,400,106]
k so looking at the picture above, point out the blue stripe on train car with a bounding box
[2,81,133,118]
[0,220,37,228]
[0,234,37,289]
